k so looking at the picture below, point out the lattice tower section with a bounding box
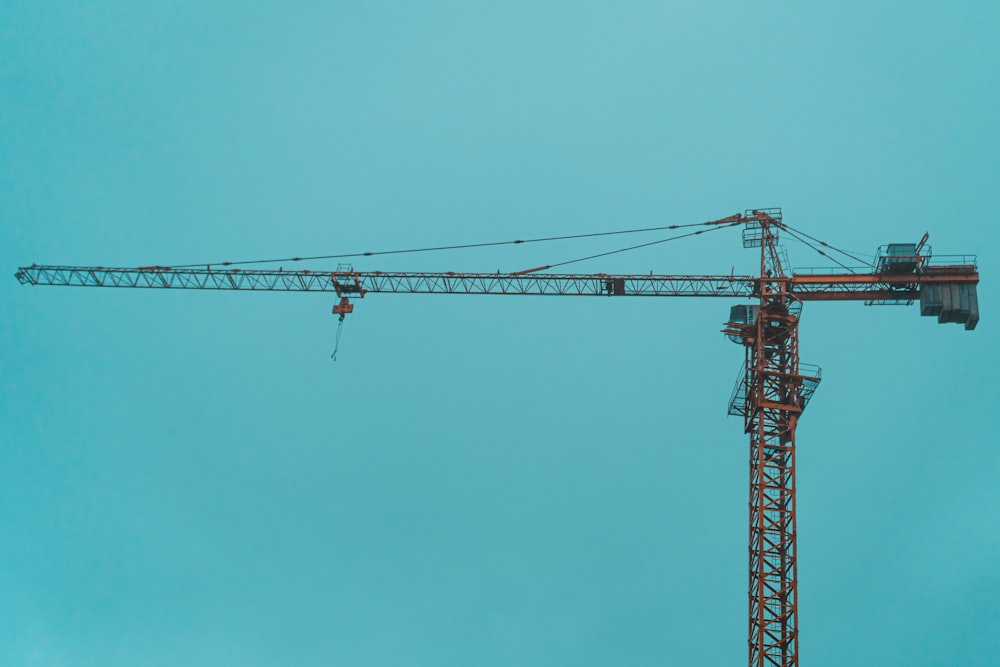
[743,210,804,667]
[744,292,802,667]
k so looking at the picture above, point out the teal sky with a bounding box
[2,2,998,665]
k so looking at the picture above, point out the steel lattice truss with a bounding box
[743,308,806,667]
[14,209,982,667]
[14,265,977,303]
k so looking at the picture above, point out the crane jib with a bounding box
[17,264,976,300]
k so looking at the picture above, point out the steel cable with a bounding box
[535,221,745,272]
[781,227,859,274]
[169,216,743,269]
[781,224,874,268]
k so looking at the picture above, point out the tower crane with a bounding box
[15,209,980,667]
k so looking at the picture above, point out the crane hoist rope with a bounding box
[331,314,346,362]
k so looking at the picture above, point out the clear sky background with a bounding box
[2,2,998,665]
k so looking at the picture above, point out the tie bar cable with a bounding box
[167,215,743,269]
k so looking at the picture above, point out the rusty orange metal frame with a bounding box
[14,210,981,667]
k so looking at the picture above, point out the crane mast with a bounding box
[15,209,980,667]
[726,211,808,666]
